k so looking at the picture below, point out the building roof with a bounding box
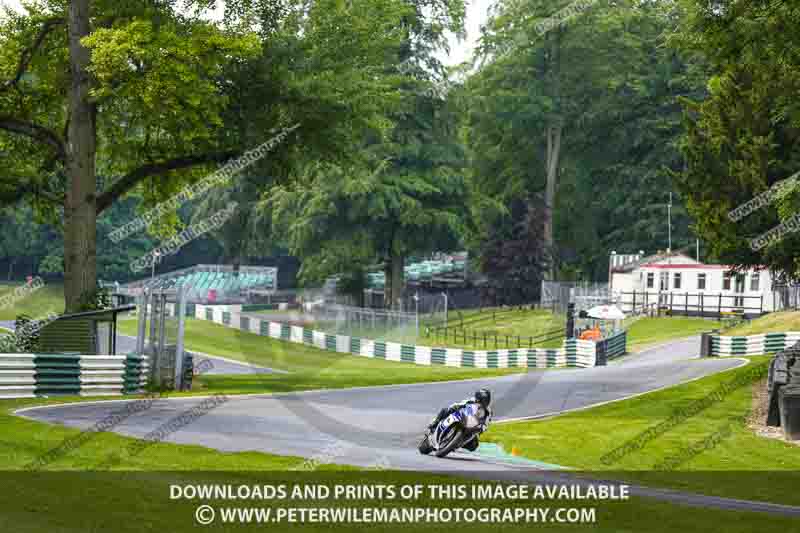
[641,263,728,270]
[611,252,696,273]
[641,263,767,271]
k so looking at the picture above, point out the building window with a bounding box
[673,273,682,290]
[646,272,654,289]
[660,272,668,291]
[697,273,706,290]
[751,273,760,291]
[723,272,732,290]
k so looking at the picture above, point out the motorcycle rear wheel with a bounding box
[435,428,464,458]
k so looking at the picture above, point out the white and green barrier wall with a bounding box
[193,304,626,369]
[709,332,800,356]
[0,353,149,399]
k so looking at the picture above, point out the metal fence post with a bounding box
[136,290,147,356]
[174,285,187,390]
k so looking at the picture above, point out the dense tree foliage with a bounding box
[480,196,549,304]
[462,0,704,281]
[2,0,796,308]
[671,0,800,280]
[266,0,469,309]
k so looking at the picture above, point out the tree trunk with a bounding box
[63,0,97,313]
[544,123,561,259]
[542,28,562,281]
[390,252,404,311]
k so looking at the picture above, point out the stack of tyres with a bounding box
[779,361,800,440]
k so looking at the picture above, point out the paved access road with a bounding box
[19,336,798,516]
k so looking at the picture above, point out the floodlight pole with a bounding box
[667,192,672,253]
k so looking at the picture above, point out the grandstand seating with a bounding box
[366,258,466,289]
[131,266,277,294]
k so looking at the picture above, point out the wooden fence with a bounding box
[618,291,765,318]
[423,325,566,349]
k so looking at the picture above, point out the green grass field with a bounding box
[485,356,800,505]
[725,310,800,336]
[424,307,566,348]
[0,281,64,320]
[624,316,722,352]
[287,307,567,350]
[117,318,526,394]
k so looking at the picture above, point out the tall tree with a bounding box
[465,0,703,280]
[670,0,800,279]
[0,0,408,311]
[267,0,468,309]
[481,196,549,305]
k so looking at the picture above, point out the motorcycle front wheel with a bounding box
[434,428,464,458]
[418,434,433,455]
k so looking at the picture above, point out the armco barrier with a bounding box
[193,305,628,369]
[0,353,149,399]
[710,332,800,356]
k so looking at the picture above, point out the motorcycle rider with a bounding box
[427,388,492,451]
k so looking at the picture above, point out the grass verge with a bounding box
[297,307,567,350]
[0,397,795,532]
[725,310,800,336]
[484,356,800,505]
[0,281,64,320]
[624,316,722,352]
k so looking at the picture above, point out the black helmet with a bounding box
[475,388,491,407]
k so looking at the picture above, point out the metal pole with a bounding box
[136,291,147,356]
[609,251,616,291]
[442,292,448,329]
[157,294,167,387]
[667,192,672,252]
[414,292,419,338]
[174,285,187,390]
[151,251,161,282]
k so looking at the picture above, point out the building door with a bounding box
[659,272,669,306]
[734,274,745,307]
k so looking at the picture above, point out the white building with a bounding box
[609,252,775,316]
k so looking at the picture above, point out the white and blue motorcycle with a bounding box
[418,403,490,458]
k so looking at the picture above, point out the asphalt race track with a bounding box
[18,342,743,469]
[18,336,800,516]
